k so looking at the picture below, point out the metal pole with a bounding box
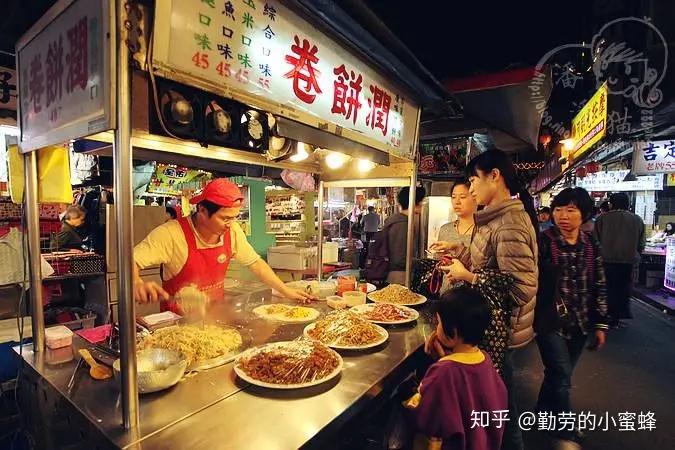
[114,0,139,430]
[404,170,417,288]
[24,151,45,352]
[316,180,324,280]
[404,108,422,288]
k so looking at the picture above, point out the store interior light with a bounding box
[560,138,575,151]
[290,141,309,162]
[325,151,349,169]
[358,159,376,172]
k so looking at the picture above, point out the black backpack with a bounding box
[365,224,391,282]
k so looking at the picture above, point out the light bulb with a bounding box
[325,152,347,169]
[560,138,575,151]
[358,159,376,172]
[290,142,309,162]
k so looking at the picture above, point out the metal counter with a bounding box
[15,285,434,449]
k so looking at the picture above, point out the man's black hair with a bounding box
[397,186,427,209]
[166,207,177,220]
[197,200,223,217]
[609,192,630,210]
[368,205,375,212]
[538,206,551,214]
[435,286,491,345]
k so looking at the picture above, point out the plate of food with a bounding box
[303,310,388,350]
[138,324,244,371]
[234,340,343,389]
[252,304,320,323]
[350,303,419,325]
[367,284,427,307]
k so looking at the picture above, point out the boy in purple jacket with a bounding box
[406,286,508,450]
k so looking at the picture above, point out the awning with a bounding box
[441,67,553,152]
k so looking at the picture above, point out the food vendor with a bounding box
[133,178,314,311]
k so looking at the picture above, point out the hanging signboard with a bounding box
[0,67,17,115]
[632,140,675,175]
[575,169,663,192]
[16,0,115,153]
[571,82,608,160]
[151,0,419,160]
[418,137,468,176]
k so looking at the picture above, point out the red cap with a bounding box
[190,179,244,207]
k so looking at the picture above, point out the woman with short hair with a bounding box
[536,187,609,443]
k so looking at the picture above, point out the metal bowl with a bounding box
[113,348,187,394]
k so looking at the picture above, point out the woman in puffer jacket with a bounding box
[430,149,538,450]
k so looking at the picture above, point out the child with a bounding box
[406,286,508,450]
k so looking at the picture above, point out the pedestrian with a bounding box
[383,186,427,285]
[538,206,553,232]
[536,187,609,444]
[407,286,508,450]
[430,149,538,450]
[593,192,645,328]
[438,179,476,259]
[361,205,381,244]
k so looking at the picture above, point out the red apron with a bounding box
[161,217,232,314]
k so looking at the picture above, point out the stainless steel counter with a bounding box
[16,285,434,449]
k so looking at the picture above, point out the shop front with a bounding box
[12,1,443,448]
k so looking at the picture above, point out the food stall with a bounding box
[13,1,441,449]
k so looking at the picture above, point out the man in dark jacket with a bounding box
[383,186,426,284]
[593,192,645,327]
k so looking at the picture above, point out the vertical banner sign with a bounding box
[16,0,114,153]
[571,82,608,160]
[151,0,419,160]
[665,237,675,292]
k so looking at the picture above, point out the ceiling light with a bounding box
[560,138,575,151]
[325,151,348,169]
[358,159,376,172]
[290,142,309,162]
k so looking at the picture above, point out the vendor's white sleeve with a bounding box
[134,222,175,269]
[231,222,260,267]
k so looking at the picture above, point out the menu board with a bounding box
[151,0,419,160]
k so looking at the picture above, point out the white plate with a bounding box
[368,291,427,307]
[366,283,376,293]
[234,342,343,389]
[303,322,389,350]
[252,304,320,323]
[349,303,419,325]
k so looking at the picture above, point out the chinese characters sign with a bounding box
[575,169,663,192]
[418,138,468,175]
[16,0,113,153]
[147,163,206,196]
[151,0,418,159]
[571,82,608,159]
[633,140,675,175]
[0,67,17,114]
[665,237,675,292]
